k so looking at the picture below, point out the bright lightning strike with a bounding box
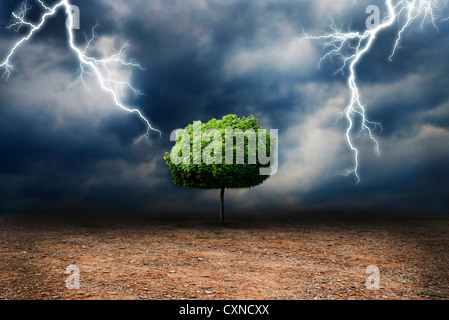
[0,0,161,143]
[295,0,448,183]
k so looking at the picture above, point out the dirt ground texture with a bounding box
[0,215,448,300]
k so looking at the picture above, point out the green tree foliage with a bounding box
[164,114,275,190]
[164,114,276,222]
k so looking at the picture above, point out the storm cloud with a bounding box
[0,0,448,217]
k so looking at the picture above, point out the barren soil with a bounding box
[0,215,448,300]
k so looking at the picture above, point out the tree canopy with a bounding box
[164,114,276,190]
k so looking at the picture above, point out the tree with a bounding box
[164,114,276,222]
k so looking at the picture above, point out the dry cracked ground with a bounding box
[0,215,448,300]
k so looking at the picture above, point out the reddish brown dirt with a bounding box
[0,215,448,300]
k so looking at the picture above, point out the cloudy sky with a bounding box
[0,0,448,217]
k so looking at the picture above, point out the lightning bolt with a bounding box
[0,0,161,143]
[296,0,448,183]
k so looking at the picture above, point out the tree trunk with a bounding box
[220,187,225,223]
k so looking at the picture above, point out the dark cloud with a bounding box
[0,0,448,216]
